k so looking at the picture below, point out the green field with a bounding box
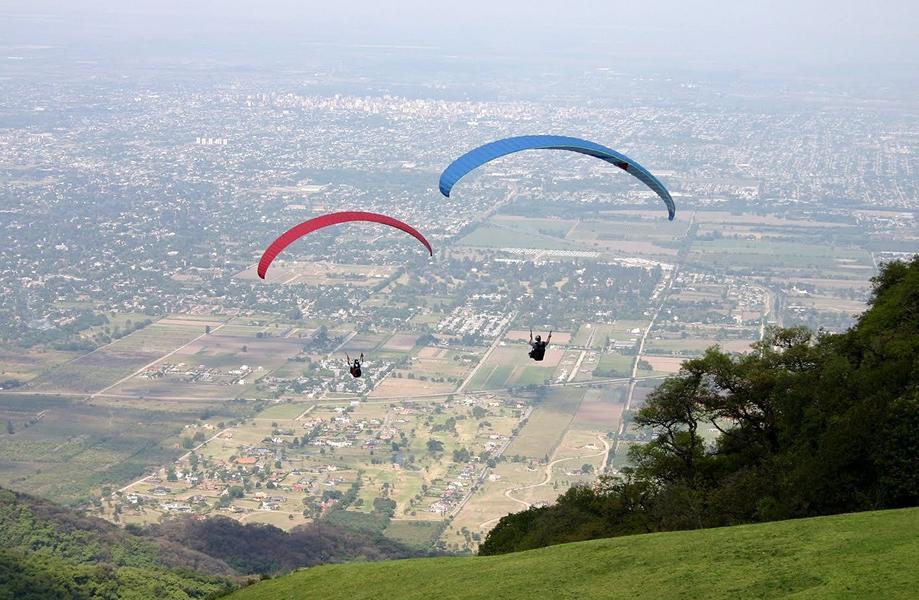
[0,400,192,502]
[458,224,579,251]
[228,507,919,600]
[505,388,584,458]
[256,402,311,419]
[491,216,577,237]
[383,520,445,550]
[687,239,873,273]
[592,353,632,377]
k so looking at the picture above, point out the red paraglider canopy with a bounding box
[257,211,433,279]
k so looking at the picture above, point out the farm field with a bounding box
[466,346,565,391]
[458,224,580,251]
[488,214,679,260]
[0,395,193,503]
[0,347,81,384]
[24,320,212,394]
[505,388,585,459]
[236,261,398,286]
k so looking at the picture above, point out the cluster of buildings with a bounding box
[437,303,512,339]
[142,362,255,385]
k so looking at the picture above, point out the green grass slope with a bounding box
[228,507,919,600]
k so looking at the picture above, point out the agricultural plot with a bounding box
[592,352,633,378]
[0,347,80,384]
[512,435,607,507]
[688,238,873,275]
[369,378,456,398]
[466,345,565,391]
[236,261,397,287]
[445,460,546,542]
[786,295,867,315]
[370,345,474,398]
[458,224,580,251]
[0,399,190,503]
[643,335,756,356]
[565,218,678,259]
[570,324,595,346]
[486,214,678,261]
[491,215,578,238]
[256,401,313,420]
[573,387,626,431]
[642,355,686,374]
[505,388,585,459]
[101,330,305,400]
[380,333,419,353]
[383,520,445,550]
[340,333,389,354]
[28,350,160,394]
[27,320,208,394]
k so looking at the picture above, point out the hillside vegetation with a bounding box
[228,507,919,600]
[0,487,235,599]
[0,487,424,599]
[483,256,919,554]
[147,514,424,576]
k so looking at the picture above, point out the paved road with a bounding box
[567,327,595,382]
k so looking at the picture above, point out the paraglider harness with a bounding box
[528,330,551,361]
[347,353,363,378]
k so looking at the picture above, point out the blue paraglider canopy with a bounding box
[439,135,675,220]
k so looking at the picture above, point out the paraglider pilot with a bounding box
[347,353,364,378]
[528,329,552,361]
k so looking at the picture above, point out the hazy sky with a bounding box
[2,1,917,73]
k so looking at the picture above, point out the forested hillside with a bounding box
[481,257,919,555]
[147,515,424,575]
[0,487,235,599]
[0,487,423,599]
